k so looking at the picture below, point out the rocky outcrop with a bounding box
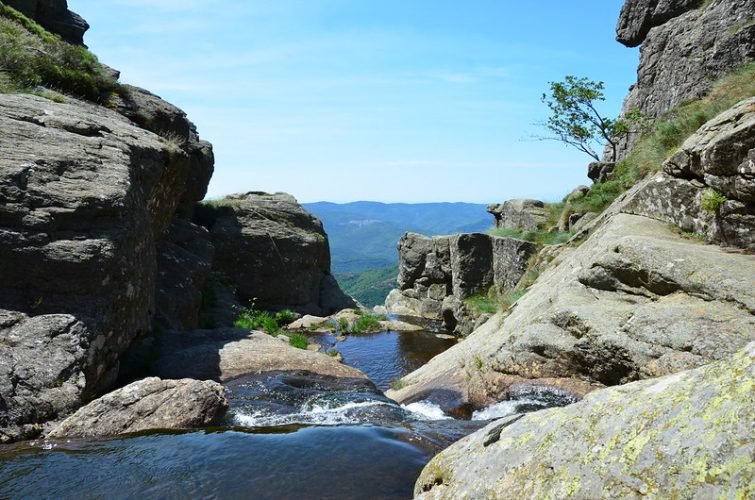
[616,0,755,157]
[198,192,355,316]
[385,232,537,334]
[388,213,755,411]
[0,94,197,441]
[415,343,755,499]
[3,0,89,45]
[144,329,369,382]
[622,97,755,248]
[48,377,228,438]
[486,199,548,231]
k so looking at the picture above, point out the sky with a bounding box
[72,0,638,204]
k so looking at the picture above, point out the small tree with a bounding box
[540,75,648,163]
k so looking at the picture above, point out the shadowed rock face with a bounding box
[385,232,537,335]
[48,378,228,439]
[4,0,89,45]
[615,0,755,158]
[415,343,755,499]
[204,192,356,315]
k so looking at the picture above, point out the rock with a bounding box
[616,0,755,158]
[486,199,548,231]
[388,213,755,411]
[287,315,329,330]
[386,232,537,335]
[616,0,700,47]
[587,161,616,183]
[622,97,755,248]
[0,94,193,440]
[199,192,355,315]
[155,219,215,330]
[569,211,598,232]
[415,343,755,499]
[4,0,89,45]
[147,329,369,382]
[565,185,589,202]
[48,378,227,438]
[379,320,424,333]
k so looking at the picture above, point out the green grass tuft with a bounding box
[488,227,573,246]
[701,189,727,214]
[288,333,309,350]
[465,295,498,315]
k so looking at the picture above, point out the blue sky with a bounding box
[73,0,637,203]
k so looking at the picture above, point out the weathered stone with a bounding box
[388,214,755,410]
[616,0,700,47]
[569,211,598,232]
[565,185,589,202]
[386,232,537,334]
[155,219,215,330]
[203,192,355,315]
[48,377,227,438]
[622,97,755,248]
[147,329,368,382]
[0,94,193,440]
[587,161,616,183]
[486,199,548,231]
[4,0,89,45]
[616,0,755,158]
[415,343,755,499]
[287,315,329,330]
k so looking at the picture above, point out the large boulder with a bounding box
[48,377,228,438]
[486,199,548,231]
[415,343,755,499]
[616,0,755,158]
[199,192,355,315]
[3,0,89,45]
[0,94,196,440]
[622,97,755,248]
[387,213,755,411]
[386,232,537,334]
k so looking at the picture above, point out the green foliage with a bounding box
[326,349,340,357]
[465,295,498,315]
[336,312,387,335]
[0,5,119,101]
[336,266,398,307]
[541,75,648,162]
[474,356,484,370]
[274,309,295,325]
[488,227,573,246]
[701,190,727,214]
[568,180,624,214]
[288,333,309,350]
[390,378,409,391]
[500,288,527,309]
[233,300,285,335]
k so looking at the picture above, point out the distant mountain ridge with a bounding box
[303,201,491,274]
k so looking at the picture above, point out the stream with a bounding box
[0,327,575,499]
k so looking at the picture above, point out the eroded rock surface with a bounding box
[199,192,355,315]
[388,213,755,410]
[385,232,537,335]
[415,343,755,499]
[48,377,227,438]
[486,199,548,231]
[4,0,89,45]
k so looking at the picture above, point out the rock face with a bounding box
[623,97,755,248]
[486,199,548,231]
[388,213,755,411]
[616,0,755,157]
[3,0,89,45]
[48,378,228,438]
[385,232,537,334]
[200,192,355,315]
[415,343,755,499]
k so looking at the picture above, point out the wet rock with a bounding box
[415,343,755,499]
[486,199,548,231]
[4,0,89,45]
[388,214,754,408]
[201,192,355,315]
[48,377,227,438]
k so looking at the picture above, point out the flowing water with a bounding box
[0,327,575,499]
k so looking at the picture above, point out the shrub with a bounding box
[232,300,282,335]
[288,333,309,350]
[465,295,498,315]
[274,309,295,325]
[488,227,573,246]
[390,379,409,391]
[701,189,727,214]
